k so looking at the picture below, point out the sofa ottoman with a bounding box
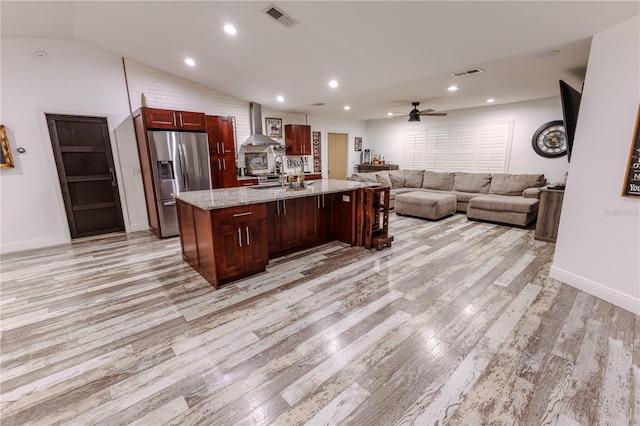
[395,192,456,220]
[467,195,539,227]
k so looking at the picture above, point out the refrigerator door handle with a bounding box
[179,142,190,191]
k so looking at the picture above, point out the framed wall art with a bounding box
[265,117,282,138]
[354,136,362,152]
[0,125,15,169]
[622,104,640,197]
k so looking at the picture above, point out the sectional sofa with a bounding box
[349,169,546,227]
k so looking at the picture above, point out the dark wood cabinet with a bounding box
[267,193,341,256]
[237,178,259,187]
[285,124,312,155]
[267,196,318,255]
[176,200,268,288]
[212,204,268,282]
[356,164,399,172]
[143,107,206,131]
[206,115,238,189]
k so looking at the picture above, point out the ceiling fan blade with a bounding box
[420,112,448,116]
[419,108,435,114]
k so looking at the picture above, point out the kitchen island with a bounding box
[173,179,377,288]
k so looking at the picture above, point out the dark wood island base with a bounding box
[174,180,372,289]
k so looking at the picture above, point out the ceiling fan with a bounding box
[396,102,448,122]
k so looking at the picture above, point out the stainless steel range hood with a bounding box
[242,102,284,146]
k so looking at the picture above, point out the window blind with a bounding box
[403,120,513,173]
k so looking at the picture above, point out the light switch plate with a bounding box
[342,195,350,202]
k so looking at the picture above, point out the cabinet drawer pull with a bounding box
[180,113,184,127]
[237,228,242,247]
[282,199,287,215]
[223,158,226,170]
[245,226,250,245]
[276,201,280,215]
[232,212,252,217]
[172,112,177,127]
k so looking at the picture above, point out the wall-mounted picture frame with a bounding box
[265,117,283,138]
[622,104,640,198]
[354,136,362,152]
[0,125,15,169]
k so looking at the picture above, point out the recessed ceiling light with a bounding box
[184,58,196,66]
[486,98,496,103]
[329,80,339,88]
[448,85,459,92]
[276,95,285,102]
[224,24,237,35]
[387,112,393,116]
[344,105,351,110]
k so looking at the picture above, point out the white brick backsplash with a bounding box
[123,59,309,161]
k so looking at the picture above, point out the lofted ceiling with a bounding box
[2,1,638,121]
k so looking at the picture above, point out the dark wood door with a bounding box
[46,114,125,238]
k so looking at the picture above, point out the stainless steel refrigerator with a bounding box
[148,130,211,237]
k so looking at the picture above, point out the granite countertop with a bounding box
[173,179,379,210]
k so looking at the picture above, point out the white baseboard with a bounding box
[127,222,150,233]
[550,265,640,315]
[0,235,69,255]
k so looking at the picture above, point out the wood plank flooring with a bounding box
[1,213,638,425]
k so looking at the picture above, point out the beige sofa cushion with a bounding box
[404,170,425,188]
[349,172,378,183]
[387,170,406,188]
[453,172,491,193]
[375,171,392,187]
[489,173,545,196]
[422,171,455,191]
[469,195,539,214]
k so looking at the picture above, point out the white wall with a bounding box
[551,15,640,315]
[307,114,369,178]
[0,44,370,253]
[0,39,144,253]
[366,97,570,183]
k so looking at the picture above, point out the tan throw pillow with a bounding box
[404,170,425,188]
[453,172,492,193]
[387,170,406,188]
[375,171,392,187]
[422,171,455,191]
[489,173,546,195]
[350,172,378,183]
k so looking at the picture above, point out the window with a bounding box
[403,120,513,173]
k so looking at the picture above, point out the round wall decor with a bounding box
[532,120,567,158]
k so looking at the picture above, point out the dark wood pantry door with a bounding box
[46,114,125,238]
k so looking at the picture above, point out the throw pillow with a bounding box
[375,171,393,188]
[453,172,492,193]
[489,173,545,196]
[387,170,406,188]
[404,170,425,188]
[422,171,455,191]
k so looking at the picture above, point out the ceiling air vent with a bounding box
[264,4,299,29]
[452,68,484,77]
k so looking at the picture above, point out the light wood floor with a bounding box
[1,213,638,425]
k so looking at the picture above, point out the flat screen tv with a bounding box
[559,80,582,161]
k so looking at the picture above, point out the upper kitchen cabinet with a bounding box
[143,107,206,132]
[206,115,235,156]
[285,124,311,156]
[206,115,238,189]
